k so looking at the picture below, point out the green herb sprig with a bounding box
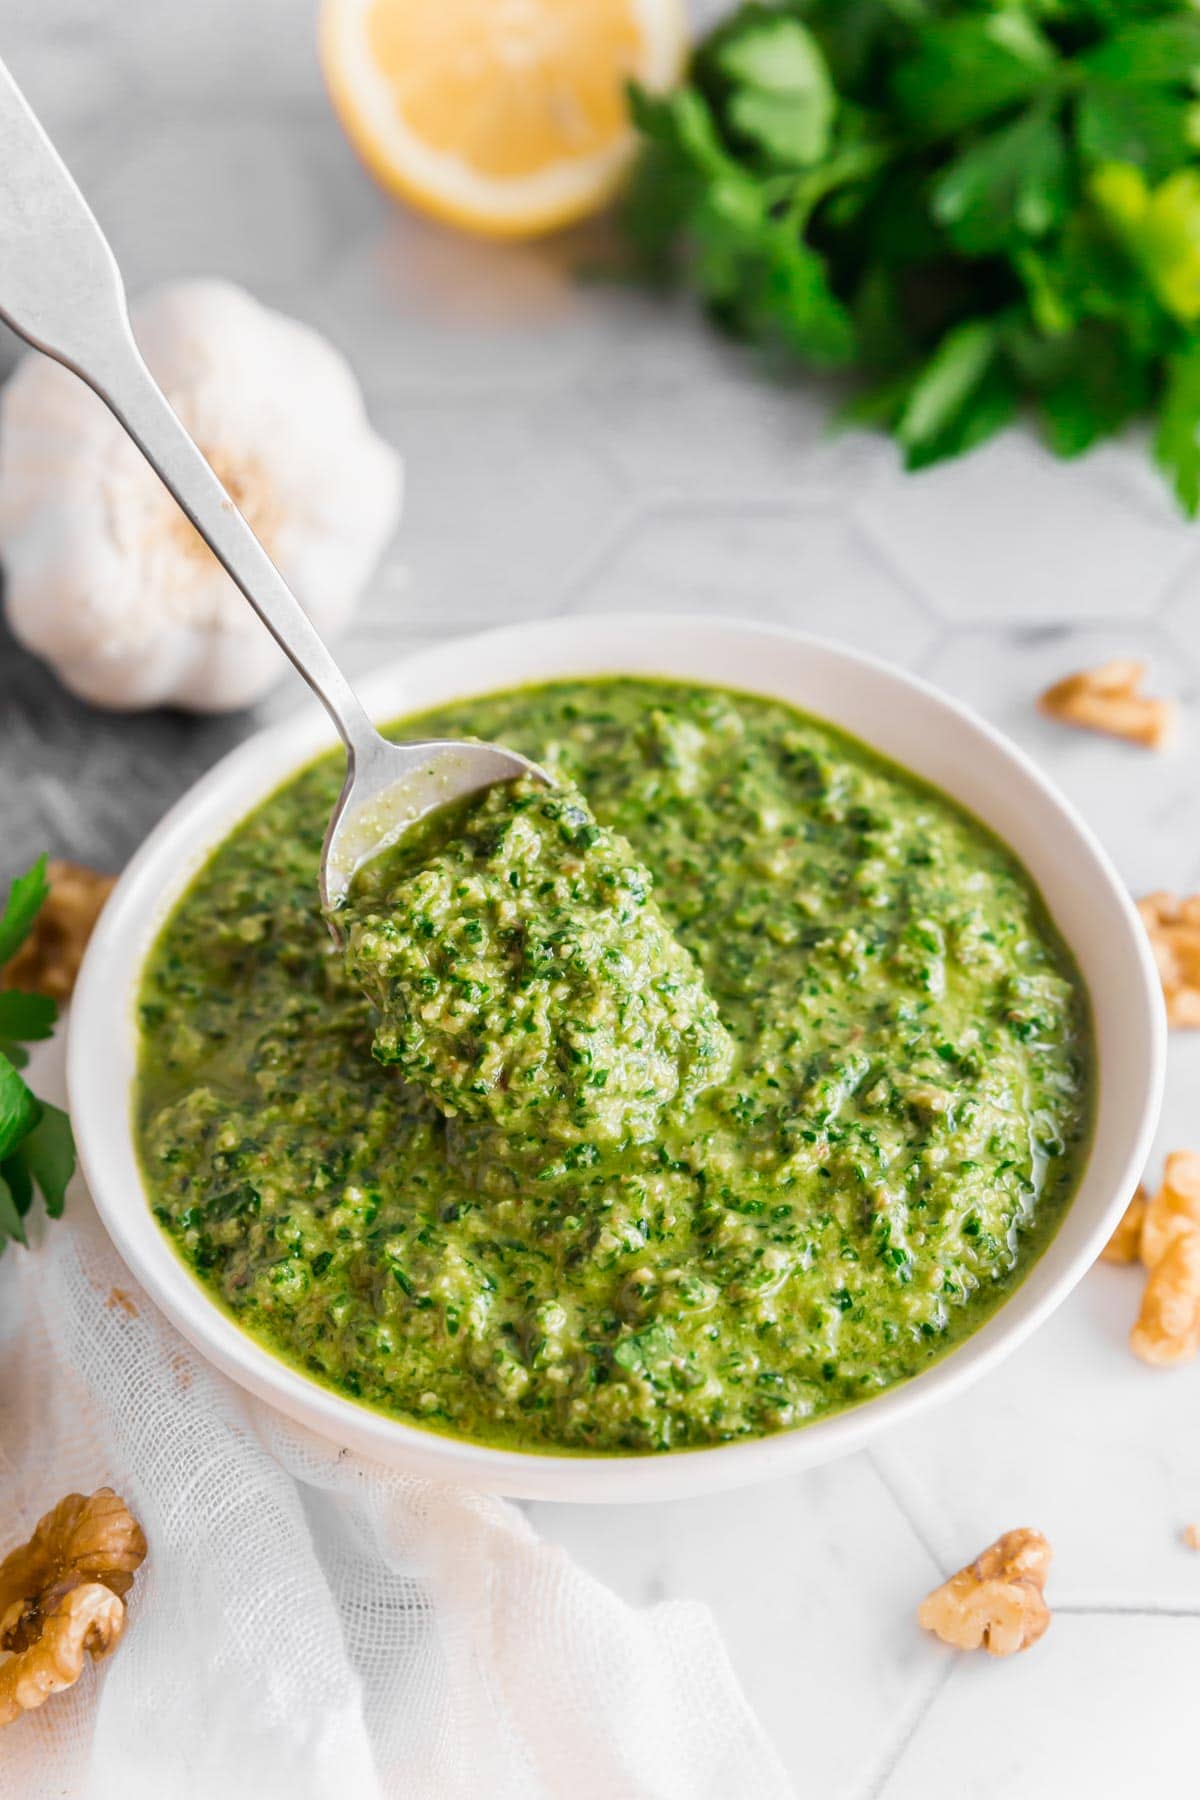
[0,858,75,1251]
[622,0,1200,509]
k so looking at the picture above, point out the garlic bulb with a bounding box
[0,279,402,712]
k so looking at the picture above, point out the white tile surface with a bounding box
[574,299,882,502]
[372,391,628,622]
[879,1616,1200,1800]
[304,216,625,398]
[528,1458,946,1800]
[858,433,1197,624]
[564,502,940,668]
[4,7,1200,1795]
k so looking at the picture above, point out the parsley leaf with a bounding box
[718,17,836,167]
[0,855,49,967]
[1080,18,1200,89]
[0,1173,27,1248]
[4,1151,33,1221]
[932,105,1069,254]
[1011,322,1152,455]
[13,1102,75,1219]
[0,1056,39,1162]
[897,321,1000,457]
[1076,83,1194,183]
[898,324,1020,470]
[890,15,1056,139]
[0,989,57,1048]
[0,857,74,1251]
[1156,339,1200,512]
[1092,164,1200,323]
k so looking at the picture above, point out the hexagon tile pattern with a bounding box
[564,502,940,673]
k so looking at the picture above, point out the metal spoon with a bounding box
[0,57,544,914]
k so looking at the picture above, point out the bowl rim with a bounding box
[68,614,1166,1502]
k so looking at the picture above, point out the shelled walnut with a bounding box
[1100,1186,1147,1264]
[1038,660,1174,749]
[0,1489,146,1727]
[1110,1153,1200,1367]
[1137,893,1200,1028]
[1131,1231,1200,1367]
[917,1528,1052,1656]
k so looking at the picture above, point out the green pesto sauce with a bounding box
[136,678,1094,1456]
[340,777,733,1145]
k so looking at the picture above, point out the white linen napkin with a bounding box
[0,1041,793,1800]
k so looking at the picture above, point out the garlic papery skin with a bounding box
[0,279,402,712]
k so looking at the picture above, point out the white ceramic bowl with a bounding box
[69,616,1165,1502]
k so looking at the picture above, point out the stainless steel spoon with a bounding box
[0,56,544,913]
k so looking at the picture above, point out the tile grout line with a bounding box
[865,1450,947,1576]
[841,515,943,629]
[1055,1603,1200,1620]
[1152,537,1200,620]
[910,625,949,680]
[857,1661,956,1800]
[843,505,946,627]
[552,496,648,612]
[853,1607,1200,1800]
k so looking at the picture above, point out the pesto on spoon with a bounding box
[340,776,734,1144]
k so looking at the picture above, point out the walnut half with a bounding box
[1038,660,1175,750]
[1118,1152,1200,1367]
[917,1528,1052,1656]
[1131,1230,1200,1367]
[0,1489,146,1727]
[1139,1150,1200,1270]
[1100,1186,1148,1264]
[1137,893,1200,1029]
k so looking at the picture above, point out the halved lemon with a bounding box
[319,0,687,239]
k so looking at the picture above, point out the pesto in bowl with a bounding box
[135,677,1093,1456]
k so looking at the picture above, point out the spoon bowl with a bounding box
[320,733,546,914]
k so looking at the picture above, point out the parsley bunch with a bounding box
[623,0,1200,509]
[0,858,75,1252]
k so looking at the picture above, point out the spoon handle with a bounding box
[0,54,379,758]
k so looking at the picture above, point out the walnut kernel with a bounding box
[1137,893,1200,1028]
[0,1489,146,1727]
[1130,1229,1200,1366]
[1100,1186,1148,1264]
[917,1528,1052,1657]
[1038,660,1174,750]
[1140,1151,1200,1269]
[0,1582,126,1726]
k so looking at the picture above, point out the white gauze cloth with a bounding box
[0,1040,794,1800]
